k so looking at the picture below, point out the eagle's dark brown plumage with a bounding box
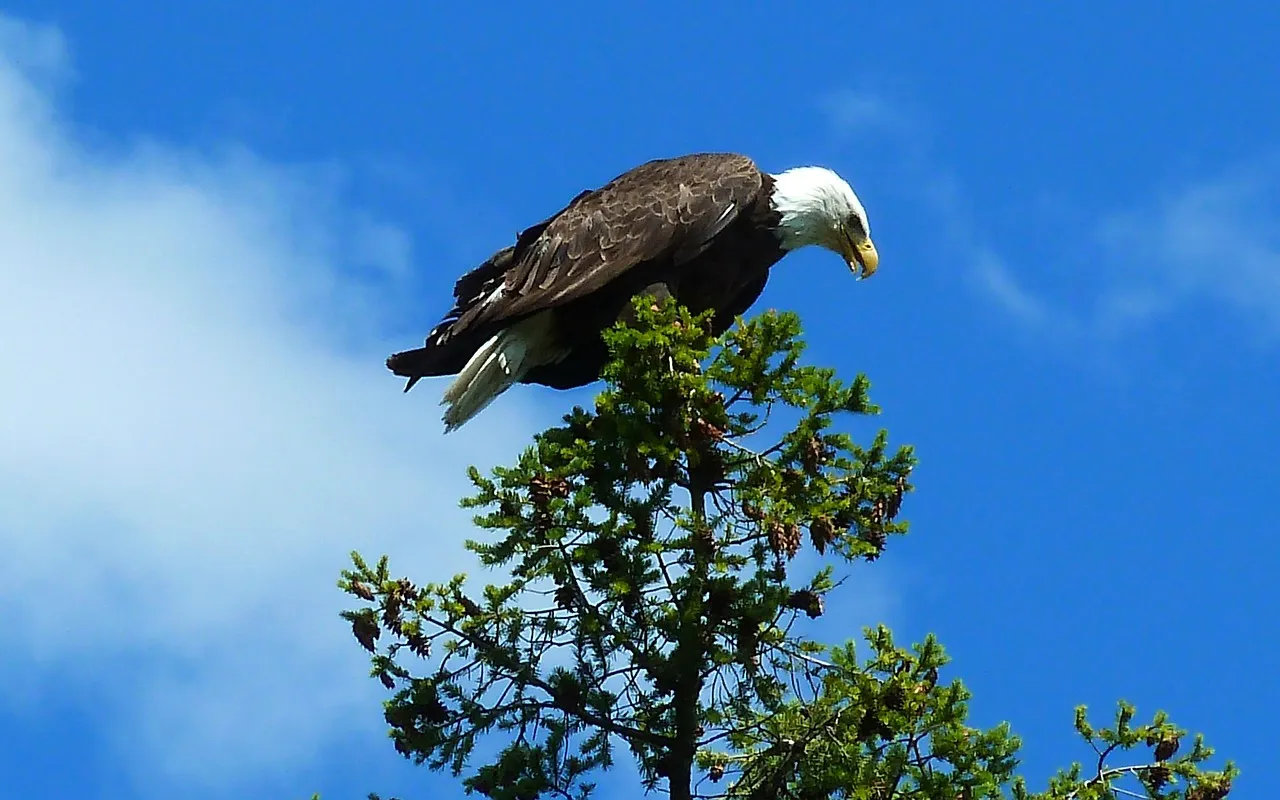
[386,152,877,431]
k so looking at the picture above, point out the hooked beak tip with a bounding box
[856,240,879,279]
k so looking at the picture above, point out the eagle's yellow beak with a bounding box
[842,234,879,279]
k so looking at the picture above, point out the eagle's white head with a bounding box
[769,166,879,279]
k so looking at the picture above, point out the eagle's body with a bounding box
[387,153,878,431]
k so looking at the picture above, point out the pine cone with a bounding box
[871,498,887,524]
[529,476,552,505]
[801,436,829,474]
[554,583,577,610]
[809,516,837,555]
[382,593,403,628]
[923,666,939,688]
[529,475,570,506]
[885,475,909,520]
[862,525,887,560]
[352,612,380,653]
[768,521,803,559]
[1188,781,1231,800]
[695,524,716,553]
[407,631,430,658]
[1145,766,1171,791]
[692,416,725,441]
[785,589,825,618]
[1154,733,1180,761]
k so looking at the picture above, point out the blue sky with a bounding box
[0,3,1275,798]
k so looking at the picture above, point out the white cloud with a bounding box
[1098,162,1280,335]
[820,89,905,136]
[969,251,1060,331]
[0,15,556,794]
[967,161,1280,344]
[818,81,1280,346]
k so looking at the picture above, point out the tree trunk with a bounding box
[668,473,711,800]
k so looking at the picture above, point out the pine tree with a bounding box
[337,298,1236,800]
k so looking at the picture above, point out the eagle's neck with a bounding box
[767,167,861,251]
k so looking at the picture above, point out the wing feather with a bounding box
[453,153,764,333]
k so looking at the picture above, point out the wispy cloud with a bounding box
[1097,161,1280,336]
[819,89,909,138]
[969,252,1062,332]
[820,82,1280,347]
[0,15,554,794]
[966,161,1280,344]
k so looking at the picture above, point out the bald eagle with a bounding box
[387,152,878,431]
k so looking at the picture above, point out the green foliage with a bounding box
[1015,703,1237,800]
[338,297,1235,800]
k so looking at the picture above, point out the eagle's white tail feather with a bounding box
[440,313,562,432]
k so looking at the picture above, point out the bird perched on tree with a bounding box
[387,152,879,431]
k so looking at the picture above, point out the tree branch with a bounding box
[1064,762,1165,800]
[420,612,673,748]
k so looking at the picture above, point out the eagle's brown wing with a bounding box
[449,153,765,335]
